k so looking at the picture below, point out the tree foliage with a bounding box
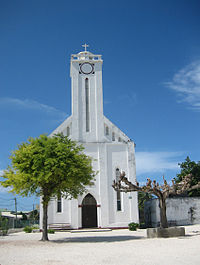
[0,134,96,240]
[138,192,152,224]
[0,213,9,236]
[175,156,200,197]
[29,210,39,221]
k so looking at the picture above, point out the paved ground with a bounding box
[0,224,200,265]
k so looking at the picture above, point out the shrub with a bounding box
[31,225,39,229]
[0,216,8,236]
[48,229,55,234]
[128,222,139,231]
[23,226,33,233]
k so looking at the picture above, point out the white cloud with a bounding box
[0,97,67,119]
[136,151,182,176]
[0,170,4,176]
[166,61,200,111]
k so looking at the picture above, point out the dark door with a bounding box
[82,194,97,228]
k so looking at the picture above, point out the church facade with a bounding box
[40,46,139,229]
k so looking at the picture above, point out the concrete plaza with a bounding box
[0,224,200,265]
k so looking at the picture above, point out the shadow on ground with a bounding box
[51,235,144,243]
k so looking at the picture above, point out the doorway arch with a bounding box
[82,194,97,228]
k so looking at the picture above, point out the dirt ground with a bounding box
[0,224,200,265]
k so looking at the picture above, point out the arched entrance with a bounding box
[82,194,97,228]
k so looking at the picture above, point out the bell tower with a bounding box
[70,44,104,142]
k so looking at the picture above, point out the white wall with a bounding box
[43,141,139,229]
[144,197,200,227]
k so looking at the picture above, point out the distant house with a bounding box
[0,209,23,220]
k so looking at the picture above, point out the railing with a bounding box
[71,53,102,61]
[1,218,39,229]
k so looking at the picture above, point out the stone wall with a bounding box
[144,197,200,227]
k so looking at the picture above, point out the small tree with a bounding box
[113,172,200,229]
[20,211,28,221]
[29,209,39,222]
[0,134,96,241]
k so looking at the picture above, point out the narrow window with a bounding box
[57,194,62,213]
[85,78,90,132]
[112,132,115,141]
[116,168,122,211]
[118,137,121,142]
[66,126,70,136]
[106,126,109,135]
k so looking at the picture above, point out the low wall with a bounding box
[144,197,200,227]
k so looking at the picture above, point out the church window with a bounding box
[118,137,121,142]
[106,126,109,135]
[116,168,122,211]
[112,132,115,141]
[66,126,70,136]
[57,194,62,213]
[85,78,90,132]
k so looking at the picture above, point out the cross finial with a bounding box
[82,43,89,52]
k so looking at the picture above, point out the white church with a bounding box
[40,45,139,229]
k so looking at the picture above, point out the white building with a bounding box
[40,46,139,229]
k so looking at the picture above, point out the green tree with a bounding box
[0,134,96,241]
[175,156,200,197]
[19,211,28,221]
[29,209,39,221]
[138,192,152,225]
[0,213,9,236]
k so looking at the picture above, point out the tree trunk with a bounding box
[41,201,49,241]
[159,196,168,228]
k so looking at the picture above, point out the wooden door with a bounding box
[82,194,97,228]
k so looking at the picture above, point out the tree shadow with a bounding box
[51,235,144,243]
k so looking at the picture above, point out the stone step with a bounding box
[71,228,112,233]
[48,223,71,230]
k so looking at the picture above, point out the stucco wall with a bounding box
[42,141,139,229]
[40,49,139,229]
[144,197,200,227]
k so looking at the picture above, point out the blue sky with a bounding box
[0,0,200,210]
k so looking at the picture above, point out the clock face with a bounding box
[80,63,94,74]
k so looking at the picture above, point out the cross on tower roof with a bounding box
[82,43,89,52]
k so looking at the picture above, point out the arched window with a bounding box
[82,193,97,205]
[106,126,109,136]
[118,137,121,142]
[57,194,62,213]
[116,168,121,211]
[66,126,70,136]
[85,78,90,132]
[112,132,115,141]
